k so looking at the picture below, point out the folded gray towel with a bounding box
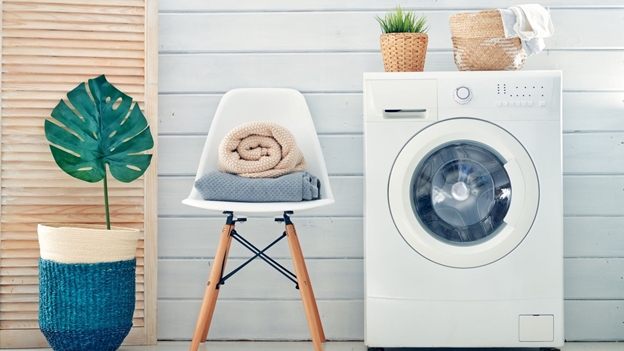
[195,171,321,202]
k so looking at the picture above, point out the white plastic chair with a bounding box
[183,88,335,351]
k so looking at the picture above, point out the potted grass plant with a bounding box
[38,75,154,351]
[376,6,430,72]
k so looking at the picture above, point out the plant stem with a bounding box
[103,170,110,230]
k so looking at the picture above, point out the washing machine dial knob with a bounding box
[454,86,472,104]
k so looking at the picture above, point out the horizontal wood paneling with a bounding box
[157,0,624,342]
[159,92,622,136]
[158,217,363,259]
[158,300,364,341]
[159,134,622,176]
[563,134,624,174]
[563,176,624,216]
[159,135,362,176]
[564,217,624,258]
[565,301,624,341]
[159,259,362,299]
[159,51,624,94]
[159,9,624,53]
[565,259,624,299]
[562,92,624,133]
[158,0,624,12]
[158,93,363,136]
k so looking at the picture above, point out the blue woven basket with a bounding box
[39,258,136,351]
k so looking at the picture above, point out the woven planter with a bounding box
[380,33,428,72]
[38,224,141,351]
[449,10,526,71]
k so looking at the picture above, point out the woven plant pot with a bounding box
[38,224,141,351]
[380,33,428,72]
[449,9,526,71]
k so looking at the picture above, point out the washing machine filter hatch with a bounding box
[413,142,512,244]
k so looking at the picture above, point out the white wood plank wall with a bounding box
[157,0,624,342]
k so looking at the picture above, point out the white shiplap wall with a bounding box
[157,0,624,341]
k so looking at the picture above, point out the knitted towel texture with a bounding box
[195,171,320,202]
[218,121,306,178]
[39,258,136,351]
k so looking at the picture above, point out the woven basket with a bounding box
[449,10,526,71]
[38,224,140,351]
[380,33,428,72]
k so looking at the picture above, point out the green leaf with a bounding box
[45,75,154,183]
[375,6,429,34]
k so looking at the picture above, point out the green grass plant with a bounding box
[375,6,429,34]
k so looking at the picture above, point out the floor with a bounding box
[14,341,624,351]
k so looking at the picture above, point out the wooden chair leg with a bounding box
[285,221,326,351]
[189,222,234,351]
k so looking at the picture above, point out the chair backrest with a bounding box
[184,88,335,214]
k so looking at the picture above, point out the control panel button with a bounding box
[527,101,534,107]
[453,86,472,104]
[496,101,502,107]
[539,101,546,106]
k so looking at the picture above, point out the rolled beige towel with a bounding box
[218,121,306,178]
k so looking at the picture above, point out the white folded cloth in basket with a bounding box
[498,4,554,56]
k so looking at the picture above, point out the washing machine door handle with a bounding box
[502,158,525,227]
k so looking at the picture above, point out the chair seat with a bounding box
[182,198,335,216]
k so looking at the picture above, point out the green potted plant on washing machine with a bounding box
[38,75,154,351]
[376,5,430,72]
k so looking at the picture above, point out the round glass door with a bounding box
[388,118,539,268]
[413,143,512,244]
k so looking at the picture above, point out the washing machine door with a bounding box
[388,118,539,268]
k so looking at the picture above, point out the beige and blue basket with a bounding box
[38,224,141,351]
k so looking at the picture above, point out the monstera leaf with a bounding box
[45,75,153,183]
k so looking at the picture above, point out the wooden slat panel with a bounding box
[3,46,145,59]
[4,10,144,25]
[0,0,156,347]
[3,55,144,68]
[3,63,145,76]
[2,19,144,33]
[3,2,145,15]
[7,0,144,6]
[1,204,143,215]
[2,73,145,84]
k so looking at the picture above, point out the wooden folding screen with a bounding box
[0,0,158,347]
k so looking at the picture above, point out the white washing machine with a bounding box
[363,71,563,349]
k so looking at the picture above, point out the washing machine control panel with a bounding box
[438,76,560,118]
